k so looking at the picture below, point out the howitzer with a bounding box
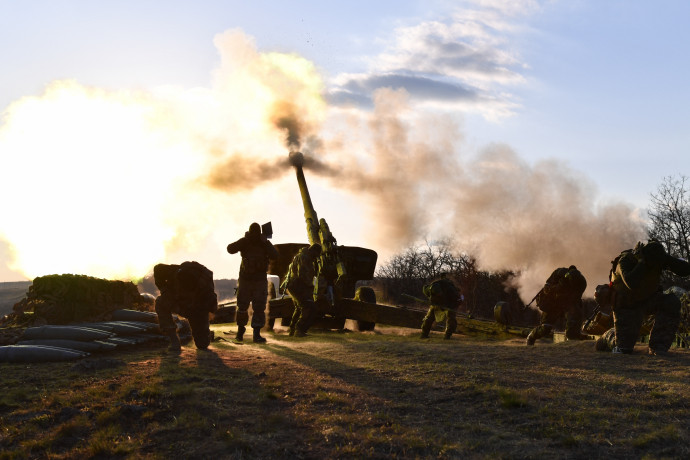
[401,293,428,304]
[265,152,379,331]
[289,151,347,306]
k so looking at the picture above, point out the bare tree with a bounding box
[648,175,690,260]
[375,239,521,319]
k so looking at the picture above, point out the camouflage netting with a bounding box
[7,274,146,326]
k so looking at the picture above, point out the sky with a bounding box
[1,0,688,299]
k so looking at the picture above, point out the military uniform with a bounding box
[227,223,278,343]
[420,278,461,339]
[527,265,588,345]
[282,244,321,337]
[154,262,217,351]
[606,240,690,354]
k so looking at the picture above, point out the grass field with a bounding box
[1,325,688,459]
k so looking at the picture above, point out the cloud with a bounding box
[328,2,535,119]
[328,72,478,107]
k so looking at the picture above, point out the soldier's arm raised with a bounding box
[226,238,244,254]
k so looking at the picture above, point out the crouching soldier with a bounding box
[281,244,321,337]
[420,277,462,340]
[596,240,690,355]
[527,265,589,345]
[154,261,217,351]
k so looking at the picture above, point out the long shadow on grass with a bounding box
[263,341,551,458]
[265,338,690,459]
[146,347,315,458]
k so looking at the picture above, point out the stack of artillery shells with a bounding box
[0,309,168,363]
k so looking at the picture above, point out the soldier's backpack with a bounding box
[536,267,569,311]
[153,263,181,293]
[425,278,460,310]
[609,249,631,285]
[564,267,587,296]
[177,261,217,313]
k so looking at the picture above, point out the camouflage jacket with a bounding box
[538,266,586,311]
[227,233,278,282]
[282,248,316,295]
[612,250,690,304]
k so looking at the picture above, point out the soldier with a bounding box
[420,277,462,340]
[281,243,322,337]
[526,265,588,345]
[154,261,217,351]
[596,240,690,355]
[227,222,279,343]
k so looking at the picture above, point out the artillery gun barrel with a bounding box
[289,151,320,246]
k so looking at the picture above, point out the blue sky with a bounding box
[1,1,688,290]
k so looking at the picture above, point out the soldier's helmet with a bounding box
[308,244,322,257]
[248,222,261,235]
[594,283,613,308]
[640,239,667,266]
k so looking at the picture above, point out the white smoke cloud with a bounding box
[315,88,646,299]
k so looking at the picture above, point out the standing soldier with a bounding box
[227,223,278,343]
[281,244,322,337]
[420,277,462,340]
[526,265,588,345]
[597,240,690,355]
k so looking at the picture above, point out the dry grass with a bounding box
[1,325,689,459]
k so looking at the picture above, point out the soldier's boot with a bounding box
[595,336,609,352]
[164,329,181,352]
[420,321,432,339]
[595,328,615,352]
[443,331,452,340]
[235,325,246,343]
[253,327,267,344]
[526,330,537,346]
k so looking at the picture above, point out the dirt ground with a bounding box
[1,325,689,459]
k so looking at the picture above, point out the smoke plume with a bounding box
[298,88,646,298]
